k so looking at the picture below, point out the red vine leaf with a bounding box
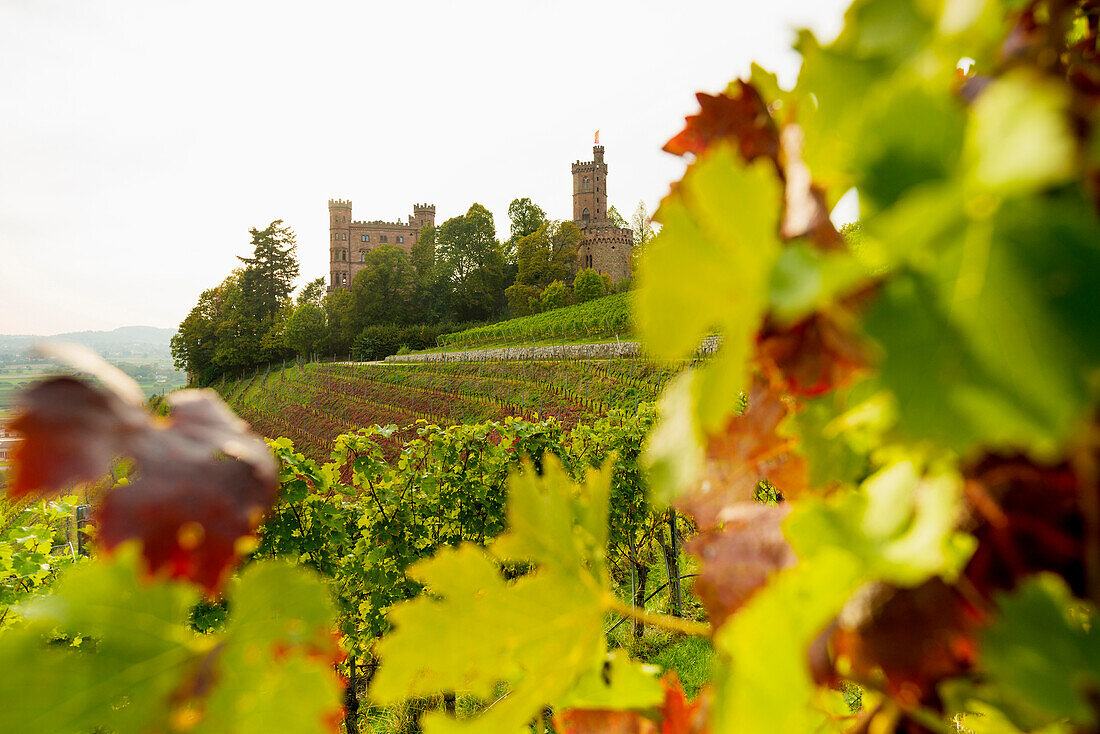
[663,82,779,165]
[962,454,1086,600]
[684,503,796,629]
[6,344,277,592]
[555,709,657,734]
[677,371,806,529]
[7,376,143,498]
[756,312,869,398]
[555,675,709,734]
[828,579,980,706]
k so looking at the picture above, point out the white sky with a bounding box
[0,0,850,335]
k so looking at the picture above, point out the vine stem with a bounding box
[604,597,711,637]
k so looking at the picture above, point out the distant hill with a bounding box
[0,326,175,359]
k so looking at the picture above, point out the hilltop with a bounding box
[0,326,175,359]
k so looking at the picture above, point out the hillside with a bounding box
[435,292,631,350]
[217,356,674,459]
[0,325,175,359]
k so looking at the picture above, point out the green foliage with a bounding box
[285,302,328,358]
[504,197,548,263]
[436,203,507,322]
[573,268,607,303]
[0,549,341,733]
[439,292,631,348]
[539,279,569,311]
[297,276,327,307]
[516,221,582,288]
[352,245,418,326]
[410,223,437,280]
[0,495,82,630]
[504,282,542,318]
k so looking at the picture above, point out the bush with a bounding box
[574,269,606,303]
[540,280,569,311]
[505,283,542,318]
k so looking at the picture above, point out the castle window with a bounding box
[582,208,590,221]
[361,250,367,262]
[380,235,388,243]
[361,235,366,242]
[583,176,591,191]
[365,235,370,242]
[342,233,347,240]
[397,235,404,243]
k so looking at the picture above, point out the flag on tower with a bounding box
[595,130,600,145]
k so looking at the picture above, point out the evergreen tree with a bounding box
[237,220,300,321]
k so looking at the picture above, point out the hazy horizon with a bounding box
[1,0,852,335]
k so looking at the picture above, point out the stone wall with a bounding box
[383,335,720,364]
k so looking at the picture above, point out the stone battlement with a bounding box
[328,199,351,207]
[351,219,417,228]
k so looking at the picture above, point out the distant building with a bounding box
[0,425,18,469]
[327,202,436,293]
[326,135,634,292]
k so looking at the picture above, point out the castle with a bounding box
[328,202,436,292]
[328,138,632,292]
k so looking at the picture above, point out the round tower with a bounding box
[413,203,436,229]
[328,199,352,290]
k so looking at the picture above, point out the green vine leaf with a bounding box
[371,458,641,733]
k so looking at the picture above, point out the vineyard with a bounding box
[216,356,677,459]
[437,292,632,349]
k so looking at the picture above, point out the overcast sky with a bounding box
[0,0,851,335]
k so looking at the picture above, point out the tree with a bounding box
[410,224,436,281]
[436,204,507,321]
[296,277,327,307]
[608,205,628,229]
[323,288,356,355]
[171,286,221,381]
[573,268,606,303]
[504,198,548,263]
[284,303,328,358]
[505,283,542,317]
[539,280,569,311]
[237,220,300,321]
[516,222,583,289]
[351,246,416,326]
[630,201,656,250]
[549,221,582,284]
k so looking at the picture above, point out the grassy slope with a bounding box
[436,292,632,350]
[217,358,675,460]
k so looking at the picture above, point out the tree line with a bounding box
[171,199,655,382]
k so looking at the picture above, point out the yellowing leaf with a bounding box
[965,70,1075,196]
[636,148,781,432]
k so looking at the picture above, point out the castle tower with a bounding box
[571,135,634,282]
[572,137,608,228]
[328,199,352,292]
[411,203,436,228]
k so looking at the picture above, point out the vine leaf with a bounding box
[828,579,979,704]
[0,551,341,734]
[684,504,796,630]
[663,82,779,165]
[786,460,976,586]
[981,574,1100,728]
[675,371,806,528]
[556,673,709,734]
[635,147,782,434]
[371,458,649,733]
[6,344,278,592]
